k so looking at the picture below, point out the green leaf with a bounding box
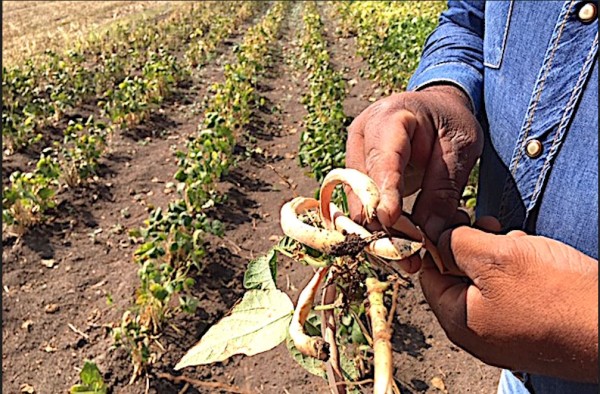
[340,349,361,383]
[350,317,368,345]
[466,197,477,209]
[175,289,293,369]
[80,361,105,388]
[37,187,56,200]
[150,283,169,302]
[69,361,106,394]
[243,249,278,290]
[70,385,97,393]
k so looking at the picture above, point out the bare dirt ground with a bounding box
[2,3,500,394]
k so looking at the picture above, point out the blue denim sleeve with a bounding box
[407,1,485,116]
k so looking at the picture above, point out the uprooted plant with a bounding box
[175,168,443,393]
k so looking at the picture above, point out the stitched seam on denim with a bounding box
[414,61,483,77]
[509,0,575,177]
[498,0,574,222]
[528,33,599,212]
[483,0,514,69]
[531,33,598,202]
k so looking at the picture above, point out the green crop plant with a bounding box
[58,116,111,187]
[177,1,287,211]
[2,150,61,235]
[108,4,288,383]
[296,2,348,183]
[335,1,445,93]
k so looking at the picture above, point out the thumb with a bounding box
[437,225,504,278]
[411,133,482,243]
[411,145,477,242]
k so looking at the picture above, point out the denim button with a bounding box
[525,140,543,158]
[578,3,597,23]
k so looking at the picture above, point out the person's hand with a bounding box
[420,216,599,383]
[345,84,483,272]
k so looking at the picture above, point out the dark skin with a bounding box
[346,85,599,382]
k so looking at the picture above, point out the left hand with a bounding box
[420,217,599,383]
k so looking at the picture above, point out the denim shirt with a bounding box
[407,1,598,393]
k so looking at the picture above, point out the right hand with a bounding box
[419,216,599,382]
[346,85,483,272]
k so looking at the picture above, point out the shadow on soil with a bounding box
[122,112,179,141]
[391,321,431,358]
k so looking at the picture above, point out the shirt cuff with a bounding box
[407,62,483,117]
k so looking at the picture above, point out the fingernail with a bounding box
[377,194,398,227]
[376,203,391,227]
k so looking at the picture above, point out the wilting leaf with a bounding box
[466,197,477,209]
[175,289,293,369]
[243,248,278,290]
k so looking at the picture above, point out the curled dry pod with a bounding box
[289,267,330,361]
[280,197,345,253]
[319,168,380,230]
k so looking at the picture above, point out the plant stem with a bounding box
[157,372,253,394]
[366,277,393,394]
[321,271,346,394]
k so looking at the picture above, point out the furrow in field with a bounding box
[0,7,267,394]
[141,3,331,393]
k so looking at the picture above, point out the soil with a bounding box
[2,4,501,394]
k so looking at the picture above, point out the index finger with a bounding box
[346,114,368,224]
[362,110,417,227]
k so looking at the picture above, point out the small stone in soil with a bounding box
[430,376,446,392]
[40,259,55,268]
[21,320,33,331]
[44,304,59,314]
[20,383,35,394]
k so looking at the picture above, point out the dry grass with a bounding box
[2,1,188,66]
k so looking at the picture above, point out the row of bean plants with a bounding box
[2,2,257,236]
[173,4,377,384]
[334,1,444,94]
[296,2,348,183]
[4,3,202,151]
[334,2,480,212]
[113,2,288,381]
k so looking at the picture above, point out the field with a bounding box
[2,2,498,393]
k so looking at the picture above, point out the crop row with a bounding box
[114,2,288,381]
[2,2,260,236]
[335,1,444,93]
[335,2,482,209]
[297,2,348,183]
[4,3,206,151]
